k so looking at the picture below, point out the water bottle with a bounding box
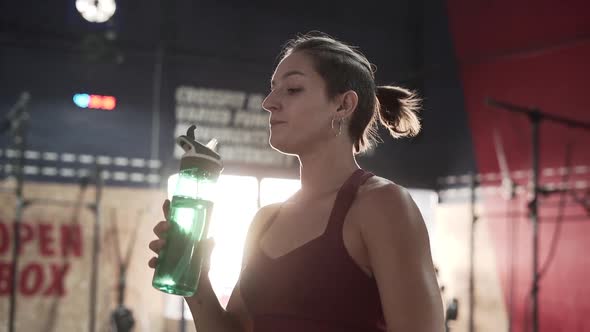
[152,125,223,296]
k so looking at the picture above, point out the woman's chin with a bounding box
[269,139,298,156]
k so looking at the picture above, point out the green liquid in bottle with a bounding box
[152,195,213,296]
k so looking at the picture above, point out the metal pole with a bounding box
[468,172,477,332]
[150,44,163,189]
[8,137,26,332]
[8,196,24,332]
[179,298,186,332]
[88,167,103,332]
[529,112,541,332]
[7,95,29,332]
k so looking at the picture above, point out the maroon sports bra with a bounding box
[239,169,387,332]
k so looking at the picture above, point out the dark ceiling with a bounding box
[0,0,474,189]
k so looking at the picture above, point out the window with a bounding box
[207,175,259,307]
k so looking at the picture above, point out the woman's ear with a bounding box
[336,90,358,120]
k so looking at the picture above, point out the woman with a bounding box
[149,32,444,332]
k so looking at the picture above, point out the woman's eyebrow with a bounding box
[271,70,305,87]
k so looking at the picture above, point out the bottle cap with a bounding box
[176,125,223,175]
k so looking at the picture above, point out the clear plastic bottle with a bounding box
[152,125,222,296]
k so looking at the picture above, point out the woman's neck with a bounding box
[296,142,359,200]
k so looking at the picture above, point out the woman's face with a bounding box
[262,51,339,155]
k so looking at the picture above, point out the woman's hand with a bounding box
[147,200,171,269]
[148,199,215,290]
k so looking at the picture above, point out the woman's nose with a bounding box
[262,92,279,113]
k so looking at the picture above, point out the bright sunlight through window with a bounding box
[260,177,301,206]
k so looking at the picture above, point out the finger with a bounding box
[152,221,170,237]
[204,238,215,255]
[200,252,210,273]
[162,199,170,220]
[197,238,214,256]
[201,238,215,270]
[149,239,166,254]
[148,257,157,269]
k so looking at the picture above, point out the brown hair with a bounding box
[280,32,421,154]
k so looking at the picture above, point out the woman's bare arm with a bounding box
[360,184,445,332]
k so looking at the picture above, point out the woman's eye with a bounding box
[287,88,302,94]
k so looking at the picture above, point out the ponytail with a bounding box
[375,85,421,139]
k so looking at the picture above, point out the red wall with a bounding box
[446,1,590,331]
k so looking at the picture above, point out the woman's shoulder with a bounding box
[359,174,406,197]
[247,202,282,235]
[357,175,415,215]
[258,202,282,215]
[355,174,425,239]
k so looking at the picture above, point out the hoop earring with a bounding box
[331,116,342,137]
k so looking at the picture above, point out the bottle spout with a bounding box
[205,138,218,152]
